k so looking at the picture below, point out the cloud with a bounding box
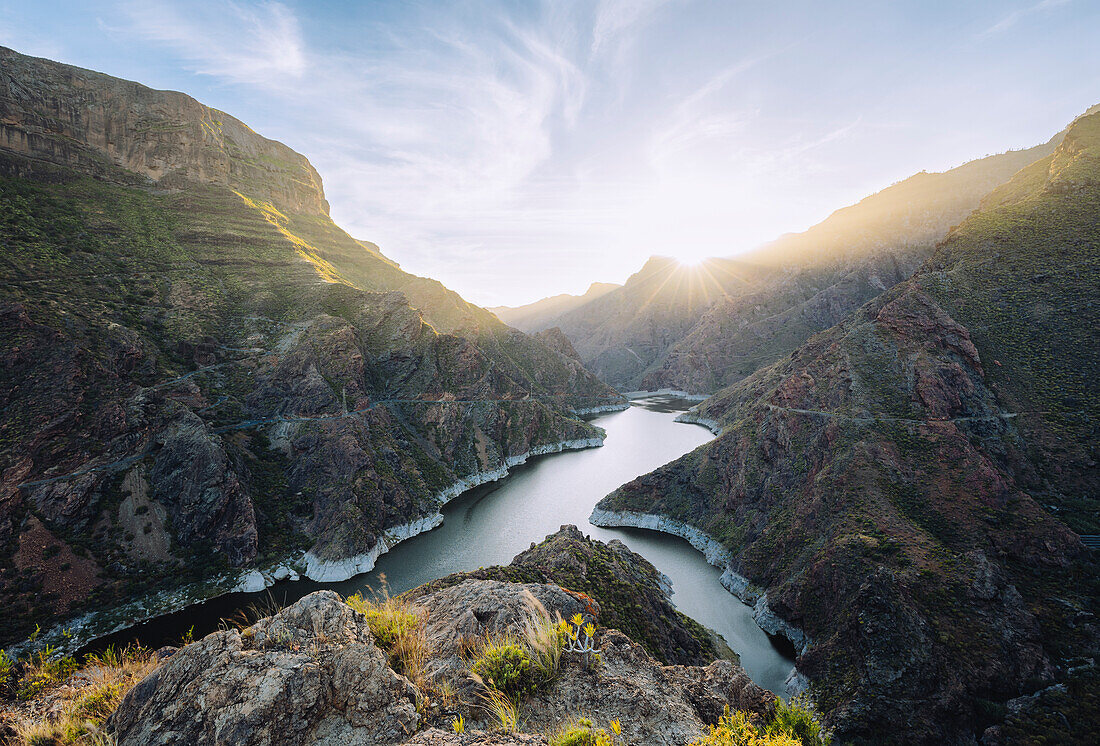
[979,0,1071,38]
[116,0,305,86]
[590,0,677,58]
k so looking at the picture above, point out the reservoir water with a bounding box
[87,396,796,694]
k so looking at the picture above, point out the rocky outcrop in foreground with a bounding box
[107,584,774,745]
[108,592,420,744]
[407,525,720,666]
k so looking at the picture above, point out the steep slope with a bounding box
[0,46,622,646]
[489,281,619,332]
[593,108,1100,743]
[549,138,1061,393]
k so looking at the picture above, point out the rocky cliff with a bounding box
[528,135,1061,394]
[0,46,623,647]
[102,585,774,746]
[595,108,1100,743]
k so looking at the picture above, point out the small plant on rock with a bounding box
[17,645,79,700]
[479,685,518,732]
[345,588,427,684]
[559,613,599,669]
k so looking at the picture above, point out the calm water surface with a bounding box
[88,397,795,694]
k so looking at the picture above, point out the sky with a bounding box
[2,1,1098,306]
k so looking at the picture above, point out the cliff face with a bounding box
[536,137,1060,394]
[596,110,1100,743]
[0,46,622,645]
[0,46,328,216]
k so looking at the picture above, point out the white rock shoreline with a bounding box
[589,507,812,695]
[673,410,722,435]
[303,435,605,582]
[622,388,711,401]
[29,435,608,656]
[571,401,631,415]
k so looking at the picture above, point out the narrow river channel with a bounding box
[86,396,796,694]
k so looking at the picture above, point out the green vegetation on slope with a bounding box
[597,109,1100,744]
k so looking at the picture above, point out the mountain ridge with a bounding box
[595,106,1100,743]
[0,45,623,646]
[517,133,1064,394]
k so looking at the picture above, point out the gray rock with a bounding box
[522,629,774,746]
[107,591,420,745]
[405,730,547,745]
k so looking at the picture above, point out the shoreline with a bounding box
[571,401,631,416]
[302,435,606,582]
[588,507,811,695]
[622,388,711,401]
[24,434,609,656]
[673,409,722,435]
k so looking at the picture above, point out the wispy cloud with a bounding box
[590,0,676,58]
[116,0,305,86]
[979,0,1071,38]
[90,0,1092,305]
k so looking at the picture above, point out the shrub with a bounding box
[17,647,79,700]
[471,640,535,696]
[692,702,829,746]
[549,717,614,746]
[693,708,799,746]
[765,696,830,746]
[345,590,426,683]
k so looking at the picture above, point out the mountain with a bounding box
[488,281,620,332]
[542,136,1063,393]
[593,107,1100,743]
[545,256,773,390]
[0,46,623,646]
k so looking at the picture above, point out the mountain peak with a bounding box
[0,45,329,216]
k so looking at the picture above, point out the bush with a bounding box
[692,701,830,746]
[765,697,830,746]
[17,648,79,700]
[549,717,614,746]
[472,641,536,696]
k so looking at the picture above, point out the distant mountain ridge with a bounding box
[519,132,1064,393]
[489,281,620,332]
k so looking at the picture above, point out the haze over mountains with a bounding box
[500,129,1069,393]
[596,106,1100,742]
[489,281,619,333]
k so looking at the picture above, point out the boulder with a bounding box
[108,591,420,745]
